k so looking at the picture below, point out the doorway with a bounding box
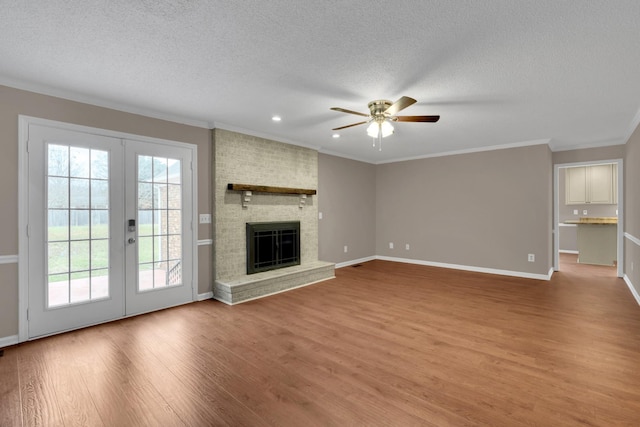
[553,160,623,277]
[19,117,197,340]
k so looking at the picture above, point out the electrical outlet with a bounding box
[573,209,578,215]
[199,214,211,224]
[583,210,588,215]
[343,245,348,253]
[528,254,535,262]
[319,212,323,220]
[405,244,410,250]
[389,242,394,249]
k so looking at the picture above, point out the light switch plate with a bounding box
[199,214,211,224]
[582,210,588,215]
[573,209,578,215]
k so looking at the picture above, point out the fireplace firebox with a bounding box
[246,221,300,274]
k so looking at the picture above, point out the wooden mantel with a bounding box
[227,183,317,196]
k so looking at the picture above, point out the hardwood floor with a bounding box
[2,258,640,426]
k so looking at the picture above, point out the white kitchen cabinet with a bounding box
[565,166,587,204]
[565,164,616,205]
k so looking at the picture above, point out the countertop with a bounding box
[564,217,617,225]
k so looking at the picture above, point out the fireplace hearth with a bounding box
[246,221,300,274]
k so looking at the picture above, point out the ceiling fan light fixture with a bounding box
[380,120,394,137]
[366,121,379,138]
[366,119,394,138]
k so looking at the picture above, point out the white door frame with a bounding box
[553,158,623,277]
[18,115,198,342]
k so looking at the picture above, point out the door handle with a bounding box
[128,238,136,244]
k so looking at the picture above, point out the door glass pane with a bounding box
[47,144,110,308]
[137,156,182,291]
[91,210,109,239]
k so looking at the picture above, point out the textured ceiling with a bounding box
[2,1,640,163]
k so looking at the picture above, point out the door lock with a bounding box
[128,238,136,244]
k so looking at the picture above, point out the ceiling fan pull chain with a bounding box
[378,132,382,151]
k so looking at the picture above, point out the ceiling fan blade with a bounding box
[332,121,369,131]
[384,96,417,116]
[330,107,370,117]
[394,115,440,122]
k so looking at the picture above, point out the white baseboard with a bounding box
[376,255,553,281]
[0,335,19,348]
[559,250,579,254]
[624,275,640,306]
[335,256,376,269]
[197,291,213,301]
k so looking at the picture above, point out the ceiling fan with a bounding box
[330,96,439,149]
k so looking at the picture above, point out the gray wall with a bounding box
[625,123,640,297]
[375,144,553,276]
[0,85,213,340]
[318,153,376,264]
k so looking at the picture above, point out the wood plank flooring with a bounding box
[2,256,640,426]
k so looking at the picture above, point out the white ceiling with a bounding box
[2,1,640,164]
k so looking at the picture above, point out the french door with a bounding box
[26,122,195,339]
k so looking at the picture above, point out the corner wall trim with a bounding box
[335,256,377,269]
[0,335,19,349]
[623,275,640,306]
[0,255,18,265]
[197,291,213,301]
[375,255,553,281]
[625,232,640,247]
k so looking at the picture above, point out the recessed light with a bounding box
[272,116,281,122]
[332,134,340,138]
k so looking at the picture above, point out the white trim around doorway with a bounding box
[553,159,624,277]
[18,115,199,343]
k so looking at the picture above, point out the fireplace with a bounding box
[246,221,300,274]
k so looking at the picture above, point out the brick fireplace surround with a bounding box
[212,129,334,304]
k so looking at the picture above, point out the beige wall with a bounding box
[552,145,625,165]
[625,123,640,297]
[212,129,318,281]
[318,153,376,264]
[375,144,553,275]
[0,85,212,339]
[0,264,18,338]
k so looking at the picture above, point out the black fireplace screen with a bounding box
[246,221,300,274]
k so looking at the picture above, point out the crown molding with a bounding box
[375,138,551,165]
[0,78,210,129]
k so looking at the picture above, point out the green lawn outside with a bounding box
[47,224,161,281]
